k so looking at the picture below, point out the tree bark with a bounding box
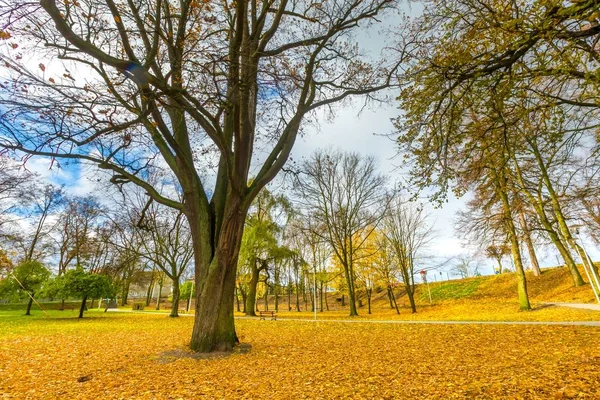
[188,199,246,353]
[387,286,394,308]
[78,295,88,318]
[366,288,372,314]
[519,211,542,277]
[406,287,417,313]
[145,271,155,306]
[390,287,400,314]
[156,278,163,310]
[25,296,34,316]
[170,278,180,318]
[496,173,531,311]
[245,260,259,316]
[518,144,584,286]
[342,263,358,316]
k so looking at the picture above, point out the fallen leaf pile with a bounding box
[1,310,599,399]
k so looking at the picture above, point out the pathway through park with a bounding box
[110,305,600,326]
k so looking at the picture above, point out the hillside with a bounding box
[418,265,597,304]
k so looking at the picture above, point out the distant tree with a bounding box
[382,198,435,313]
[485,245,511,275]
[61,267,114,318]
[180,281,195,312]
[295,150,389,316]
[238,189,291,316]
[55,196,104,275]
[452,256,479,280]
[0,260,50,315]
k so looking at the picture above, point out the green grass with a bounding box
[425,278,484,301]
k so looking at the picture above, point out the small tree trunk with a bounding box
[145,278,155,307]
[497,174,531,311]
[79,295,88,318]
[387,286,394,308]
[245,261,259,316]
[25,295,34,316]
[295,281,301,311]
[495,259,504,274]
[320,282,324,312]
[406,286,417,313]
[264,284,269,311]
[325,285,329,311]
[287,284,292,311]
[519,211,542,277]
[235,287,240,312]
[156,279,163,311]
[240,289,247,313]
[390,288,400,314]
[367,288,372,314]
[170,278,180,318]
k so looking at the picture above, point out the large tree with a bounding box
[0,0,402,351]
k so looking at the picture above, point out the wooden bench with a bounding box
[259,310,277,320]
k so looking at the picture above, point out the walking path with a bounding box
[107,309,600,326]
[541,302,600,311]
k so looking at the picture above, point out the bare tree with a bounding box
[382,198,434,313]
[295,150,388,316]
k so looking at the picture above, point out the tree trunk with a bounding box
[245,259,259,316]
[156,278,163,310]
[497,174,531,311]
[366,288,372,314]
[235,287,240,312]
[264,283,269,311]
[25,295,34,316]
[295,281,301,311]
[518,211,542,277]
[387,286,394,308]
[188,200,246,353]
[145,272,155,306]
[406,286,417,313]
[320,282,324,312]
[240,288,247,314]
[170,278,180,318]
[495,259,503,274]
[325,285,329,311]
[390,287,400,314]
[78,295,87,318]
[287,284,291,311]
[342,263,358,316]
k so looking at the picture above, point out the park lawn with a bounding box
[1,310,600,399]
